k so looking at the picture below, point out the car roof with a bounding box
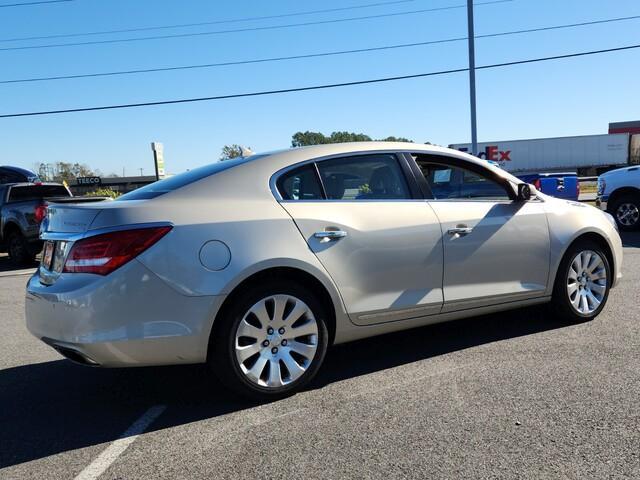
[248,141,518,183]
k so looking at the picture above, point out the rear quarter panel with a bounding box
[87,159,350,327]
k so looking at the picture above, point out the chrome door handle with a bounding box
[314,230,347,240]
[447,227,473,235]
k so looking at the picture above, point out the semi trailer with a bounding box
[450,132,640,176]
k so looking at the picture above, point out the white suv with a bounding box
[597,165,640,230]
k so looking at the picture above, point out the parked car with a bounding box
[517,172,580,201]
[0,182,106,265]
[26,143,622,400]
[597,165,640,230]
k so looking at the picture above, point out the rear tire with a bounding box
[609,193,640,231]
[7,231,35,266]
[550,239,611,323]
[209,280,329,401]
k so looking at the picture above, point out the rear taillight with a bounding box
[533,179,541,190]
[34,204,47,223]
[63,226,172,275]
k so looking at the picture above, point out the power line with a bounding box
[2,14,638,85]
[0,0,422,42]
[1,44,637,119]
[0,0,70,7]
[0,0,512,52]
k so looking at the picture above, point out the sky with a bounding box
[1,0,639,176]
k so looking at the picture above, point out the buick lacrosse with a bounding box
[26,142,622,399]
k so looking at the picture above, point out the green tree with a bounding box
[85,187,120,199]
[291,131,413,147]
[220,144,244,160]
[291,131,329,147]
[36,162,95,183]
[379,136,412,142]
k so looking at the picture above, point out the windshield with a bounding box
[117,156,259,201]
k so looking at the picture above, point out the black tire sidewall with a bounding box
[7,232,32,266]
[552,240,611,322]
[210,280,329,400]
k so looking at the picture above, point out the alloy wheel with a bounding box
[566,250,607,315]
[615,202,639,227]
[234,294,319,388]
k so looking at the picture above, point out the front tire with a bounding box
[610,193,640,231]
[550,240,611,322]
[209,281,329,401]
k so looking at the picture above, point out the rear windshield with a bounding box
[8,185,70,202]
[117,156,258,201]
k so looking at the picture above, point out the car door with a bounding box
[275,152,444,325]
[410,153,550,312]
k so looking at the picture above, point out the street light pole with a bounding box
[467,0,478,156]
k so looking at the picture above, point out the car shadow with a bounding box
[620,231,640,248]
[0,305,568,469]
[0,253,38,274]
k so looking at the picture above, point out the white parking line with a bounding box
[74,405,167,480]
[0,268,36,278]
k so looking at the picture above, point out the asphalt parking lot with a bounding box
[1,234,639,479]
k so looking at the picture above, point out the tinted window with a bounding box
[277,165,323,200]
[8,185,70,202]
[117,156,261,201]
[417,161,510,200]
[316,154,410,200]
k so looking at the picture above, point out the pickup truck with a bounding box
[517,172,580,201]
[0,182,107,265]
[597,165,640,230]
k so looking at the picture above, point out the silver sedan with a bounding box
[26,142,623,400]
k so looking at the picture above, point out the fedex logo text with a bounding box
[456,145,512,162]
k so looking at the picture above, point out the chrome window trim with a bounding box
[270,149,416,202]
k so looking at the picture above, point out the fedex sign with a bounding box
[456,145,511,162]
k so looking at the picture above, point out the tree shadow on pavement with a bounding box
[0,306,567,469]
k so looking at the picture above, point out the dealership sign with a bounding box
[76,176,102,185]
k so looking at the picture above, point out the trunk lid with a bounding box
[44,203,105,234]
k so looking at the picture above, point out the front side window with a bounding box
[316,154,410,200]
[416,160,510,200]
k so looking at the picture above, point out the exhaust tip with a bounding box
[41,338,100,366]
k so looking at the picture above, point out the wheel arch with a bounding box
[3,220,21,237]
[552,231,615,290]
[207,265,340,361]
[607,186,640,211]
[2,221,22,246]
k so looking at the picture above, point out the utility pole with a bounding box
[139,168,144,176]
[467,0,478,156]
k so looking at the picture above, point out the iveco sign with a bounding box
[76,176,102,185]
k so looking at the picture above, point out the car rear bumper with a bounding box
[25,259,223,367]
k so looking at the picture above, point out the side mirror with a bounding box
[517,183,533,201]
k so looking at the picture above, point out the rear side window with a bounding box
[316,154,410,200]
[277,165,323,200]
[8,185,70,202]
